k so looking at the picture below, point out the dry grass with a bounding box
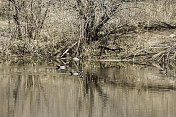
[117,0,176,26]
[1,0,176,61]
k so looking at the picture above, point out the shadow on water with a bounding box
[1,61,176,117]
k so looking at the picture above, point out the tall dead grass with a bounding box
[1,0,176,60]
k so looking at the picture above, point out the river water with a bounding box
[0,61,176,117]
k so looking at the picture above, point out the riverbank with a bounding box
[0,21,176,63]
[1,0,176,63]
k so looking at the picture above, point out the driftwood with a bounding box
[98,45,123,56]
[61,42,78,58]
[98,45,122,52]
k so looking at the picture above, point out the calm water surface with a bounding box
[0,62,176,117]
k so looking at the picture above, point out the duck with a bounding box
[70,71,83,76]
[56,65,67,70]
[159,69,167,74]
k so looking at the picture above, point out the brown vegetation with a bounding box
[0,0,176,62]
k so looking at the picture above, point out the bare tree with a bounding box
[74,0,127,43]
[8,0,51,40]
[59,0,135,57]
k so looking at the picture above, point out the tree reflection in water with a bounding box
[7,73,49,117]
[1,62,176,117]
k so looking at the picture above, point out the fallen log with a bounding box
[61,42,78,58]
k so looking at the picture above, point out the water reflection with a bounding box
[0,62,176,117]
